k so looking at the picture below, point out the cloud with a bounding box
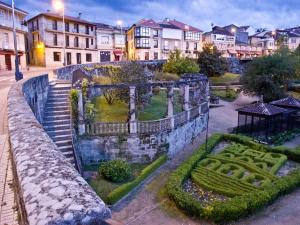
[9,0,300,33]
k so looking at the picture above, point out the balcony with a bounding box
[0,19,28,32]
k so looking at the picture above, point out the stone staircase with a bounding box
[43,82,76,167]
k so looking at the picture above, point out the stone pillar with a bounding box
[167,85,174,129]
[77,90,85,135]
[129,86,137,134]
[183,84,190,121]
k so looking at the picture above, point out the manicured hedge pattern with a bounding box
[106,154,167,205]
[166,133,300,223]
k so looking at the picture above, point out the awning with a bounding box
[113,50,123,56]
[228,49,237,54]
[0,49,24,55]
[236,50,250,55]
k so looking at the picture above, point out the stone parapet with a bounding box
[7,75,111,225]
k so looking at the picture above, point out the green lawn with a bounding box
[288,91,300,99]
[212,89,240,101]
[93,91,182,122]
[89,163,147,203]
[209,73,241,85]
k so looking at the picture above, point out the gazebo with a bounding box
[271,96,300,130]
[236,103,287,140]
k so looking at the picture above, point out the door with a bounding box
[100,51,111,62]
[76,53,81,64]
[5,55,12,70]
[145,52,149,60]
[67,52,72,65]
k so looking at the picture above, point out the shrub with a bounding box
[154,71,180,81]
[99,159,131,183]
[69,89,79,129]
[106,155,167,204]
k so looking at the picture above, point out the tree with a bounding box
[163,49,199,75]
[242,46,300,102]
[197,43,228,77]
[93,76,116,105]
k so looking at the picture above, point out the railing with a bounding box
[190,106,200,120]
[137,118,171,134]
[200,102,209,114]
[0,19,28,32]
[174,111,188,128]
[86,122,129,135]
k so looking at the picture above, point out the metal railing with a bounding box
[137,117,171,134]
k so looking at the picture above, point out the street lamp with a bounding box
[53,0,66,66]
[11,0,23,81]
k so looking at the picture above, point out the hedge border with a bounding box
[106,154,167,205]
[166,133,300,223]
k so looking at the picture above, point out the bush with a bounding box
[154,71,180,81]
[107,155,167,204]
[99,159,131,183]
[166,133,300,223]
[69,89,79,129]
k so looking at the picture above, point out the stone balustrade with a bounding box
[7,75,111,225]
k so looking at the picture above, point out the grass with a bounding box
[212,89,240,101]
[209,73,241,85]
[89,163,148,203]
[288,91,300,99]
[93,91,182,122]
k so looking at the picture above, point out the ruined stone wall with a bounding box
[78,113,208,165]
[7,75,111,225]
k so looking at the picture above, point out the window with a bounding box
[175,41,178,48]
[3,33,9,48]
[0,10,4,22]
[186,42,189,50]
[135,38,150,48]
[74,23,79,33]
[135,27,150,37]
[101,36,109,44]
[91,38,94,45]
[86,53,92,62]
[52,20,58,30]
[154,52,158,60]
[91,26,94,32]
[53,34,58,46]
[85,25,89,35]
[53,52,61,61]
[291,38,297,44]
[154,40,158,48]
[164,40,169,50]
[194,43,198,50]
[153,29,158,37]
[145,52,149,60]
[74,37,79,47]
[185,31,200,41]
[65,22,69,32]
[86,38,89,48]
[66,35,69,47]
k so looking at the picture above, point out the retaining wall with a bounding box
[7,75,111,225]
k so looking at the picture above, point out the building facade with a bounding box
[250,30,276,55]
[96,23,126,62]
[27,12,98,67]
[0,1,27,71]
[127,18,202,60]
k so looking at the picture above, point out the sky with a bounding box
[8,0,300,34]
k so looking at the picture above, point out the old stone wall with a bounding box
[78,113,208,165]
[7,75,111,225]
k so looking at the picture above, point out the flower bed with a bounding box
[166,133,300,223]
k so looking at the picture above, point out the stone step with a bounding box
[58,145,73,153]
[49,90,70,95]
[44,119,70,126]
[44,124,71,131]
[52,134,72,142]
[55,139,73,147]
[48,94,69,99]
[46,106,69,112]
[62,151,75,158]
[50,86,71,91]
[44,109,70,117]
[47,97,69,103]
[48,129,71,137]
[44,114,70,122]
[46,102,69,108]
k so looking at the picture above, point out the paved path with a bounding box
[0,69,55,225]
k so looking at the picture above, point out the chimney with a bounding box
[78,12,82,19]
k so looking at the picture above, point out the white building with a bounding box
[0,1,28,71]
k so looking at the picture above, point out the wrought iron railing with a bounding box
[86,122,129,135]
[137,118,172,133]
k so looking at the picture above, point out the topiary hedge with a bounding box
[166,133,300,223]
[99,159,131,183]
[106,154,167,205]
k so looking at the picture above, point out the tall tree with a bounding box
[197,43,228,77]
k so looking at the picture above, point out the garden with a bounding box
[166,133,300,223]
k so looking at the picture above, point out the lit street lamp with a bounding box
[11,0,23,81]
[53,0,66,66]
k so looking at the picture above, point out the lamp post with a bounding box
[53,0,66,66]
[11,0,23,81]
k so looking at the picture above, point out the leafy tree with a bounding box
[163,49,199,75]
[242,46,300,102]
[197,43,228,77]
[93,76,116,105]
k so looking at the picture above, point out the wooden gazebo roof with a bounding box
[271,96,300,109]
[236,103,287,116]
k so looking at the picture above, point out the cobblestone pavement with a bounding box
[0,69,55,225]
[111,93,300,225]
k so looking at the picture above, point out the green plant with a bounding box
[99,160,131,183]
[81,78,89,100]
[93,76,116,105]
[69,89,79,129]
[154,71,180,81]
[85,101,96,124]
[106,155,167,204]
[269,128,300,145]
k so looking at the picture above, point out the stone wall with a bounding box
[78,113,208,165]
[226,57,245,75]
[7,75,111,225]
